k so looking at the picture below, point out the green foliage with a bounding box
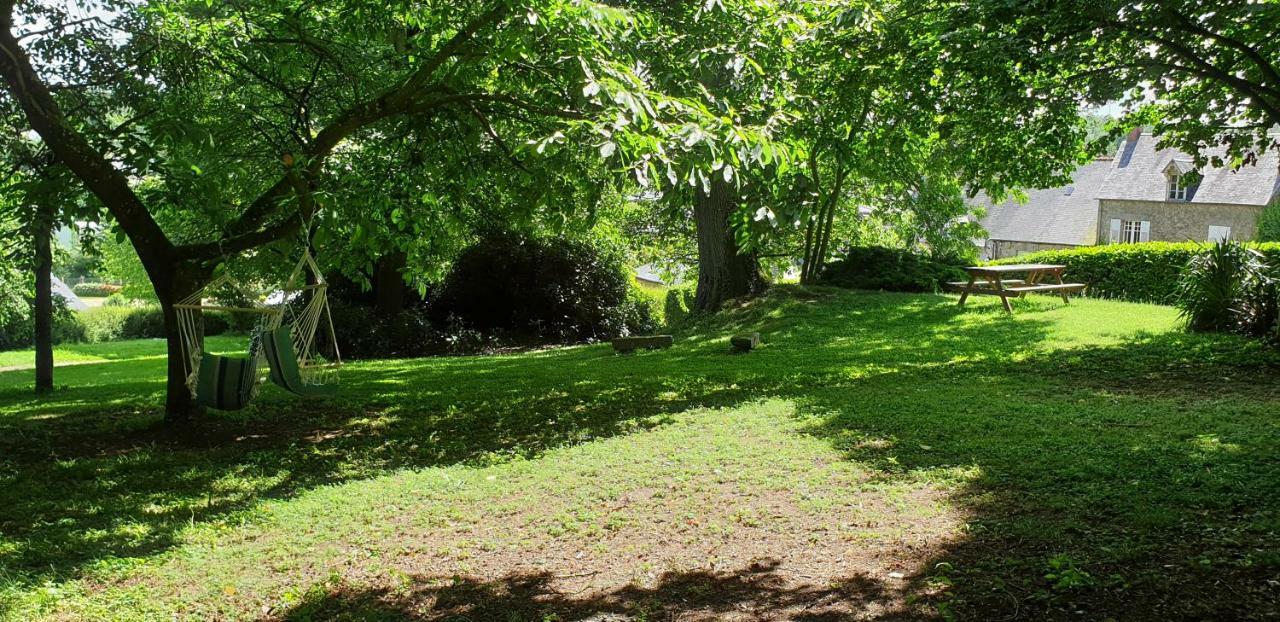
[75,306,215,344]
[663,284,697,326]
[429,232,645,342]
[70,283,122,298]
[328,303,456,360]
[1176,241,1278,338]
[1258,202,1280,243]
[0,266,31,351]
[949,1,1280,168]
[0,265,82,351]
[820,246,967,293]
[99,237,155,301]
[996,242,1280,305]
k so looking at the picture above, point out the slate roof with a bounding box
[1099,132,1280,205]
[974,131,1280,246]
[975,158,1114,246]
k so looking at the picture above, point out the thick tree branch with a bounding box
[0,13,175,272]
[1162,8,1280,92]
[212,3,512,250]
[1131,27,1280,123]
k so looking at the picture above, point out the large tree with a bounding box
[0,0,764,420]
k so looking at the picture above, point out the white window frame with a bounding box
[1167,173,1189,201]
[1110,218,1150,244]
[1208,225,1232,242]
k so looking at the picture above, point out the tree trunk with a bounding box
[33,201,54,393]
[693,176,765,312]
[374,252,407,317]
[156,266,209,423]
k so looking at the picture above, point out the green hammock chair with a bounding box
[175,250,342,411]
[194,352,260,411]
[262,324,333,397]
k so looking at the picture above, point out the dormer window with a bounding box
[1163,159,1197,202]
[1168,174,1189,200]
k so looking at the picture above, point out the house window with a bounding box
[1208,225,1232,242]
[1167,173,1189,201]
[1109,218,1150,244]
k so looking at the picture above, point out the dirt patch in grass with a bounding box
[265,482,958,621]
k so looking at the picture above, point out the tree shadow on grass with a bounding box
[795,330,1280,620]
[0,293,1054,603]
[271,561,910,622]
[25,291,1241,620]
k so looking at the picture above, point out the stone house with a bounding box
[974,129,1280,260]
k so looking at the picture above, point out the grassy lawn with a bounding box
[0,336,244,370]
[1,289,1278,620]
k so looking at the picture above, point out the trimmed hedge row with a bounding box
[74,306,230,344]
[993,242,1280,304]
[71,282,123,297]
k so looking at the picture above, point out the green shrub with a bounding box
[428,232,640,342]
[1175,241,1258,332]
[0,267,84,350]
[664,284,697,326]
[51,306,86,344]
[1174,241,1279,339]
[79,307,133,343]
[121,307,166,339]
[101,293,135,307]
[820,246,967,292]
[78,306,172,342]
[70,282,122,297]
[0,266,32,351]
[994,242,1280,304]
[1259,202,1280,242]
[619,286,660,336]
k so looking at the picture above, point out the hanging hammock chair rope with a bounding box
[174,248,341,409]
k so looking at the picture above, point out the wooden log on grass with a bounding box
[612,334,674,353]
[730,332,760,353]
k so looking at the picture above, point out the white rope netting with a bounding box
[175,250,342,397]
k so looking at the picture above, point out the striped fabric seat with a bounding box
[194,352,259,411]
[262,325,330,397]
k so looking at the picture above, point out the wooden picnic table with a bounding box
[945,263,1086,313]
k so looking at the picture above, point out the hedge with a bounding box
[992,242,1280,304]
[71,282,123,297]
[76,306,229,343]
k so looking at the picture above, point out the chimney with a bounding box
[1116,126,1143,167]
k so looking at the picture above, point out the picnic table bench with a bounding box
[945,263,1085,313]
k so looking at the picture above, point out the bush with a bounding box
[51,306,86,344]
[329,301,467,359]
[0,267,85,350]
[995,242,1280,304]
[1175,241,1279,338]
[0,267,32,351]
[101,292,134,307]
[71,282,122,297]
[664,284,697,326]
[78,306,170,342]
[429,232,640,342]
[820,246,967,293]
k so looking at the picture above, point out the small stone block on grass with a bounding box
[730,332,760,353]
[612,334,674,353]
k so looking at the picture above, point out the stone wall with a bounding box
[1096,199,1264,243]
[985,240,1079,260]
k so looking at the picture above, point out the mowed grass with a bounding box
[0,335,244,370]
[1,289,1278,620]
